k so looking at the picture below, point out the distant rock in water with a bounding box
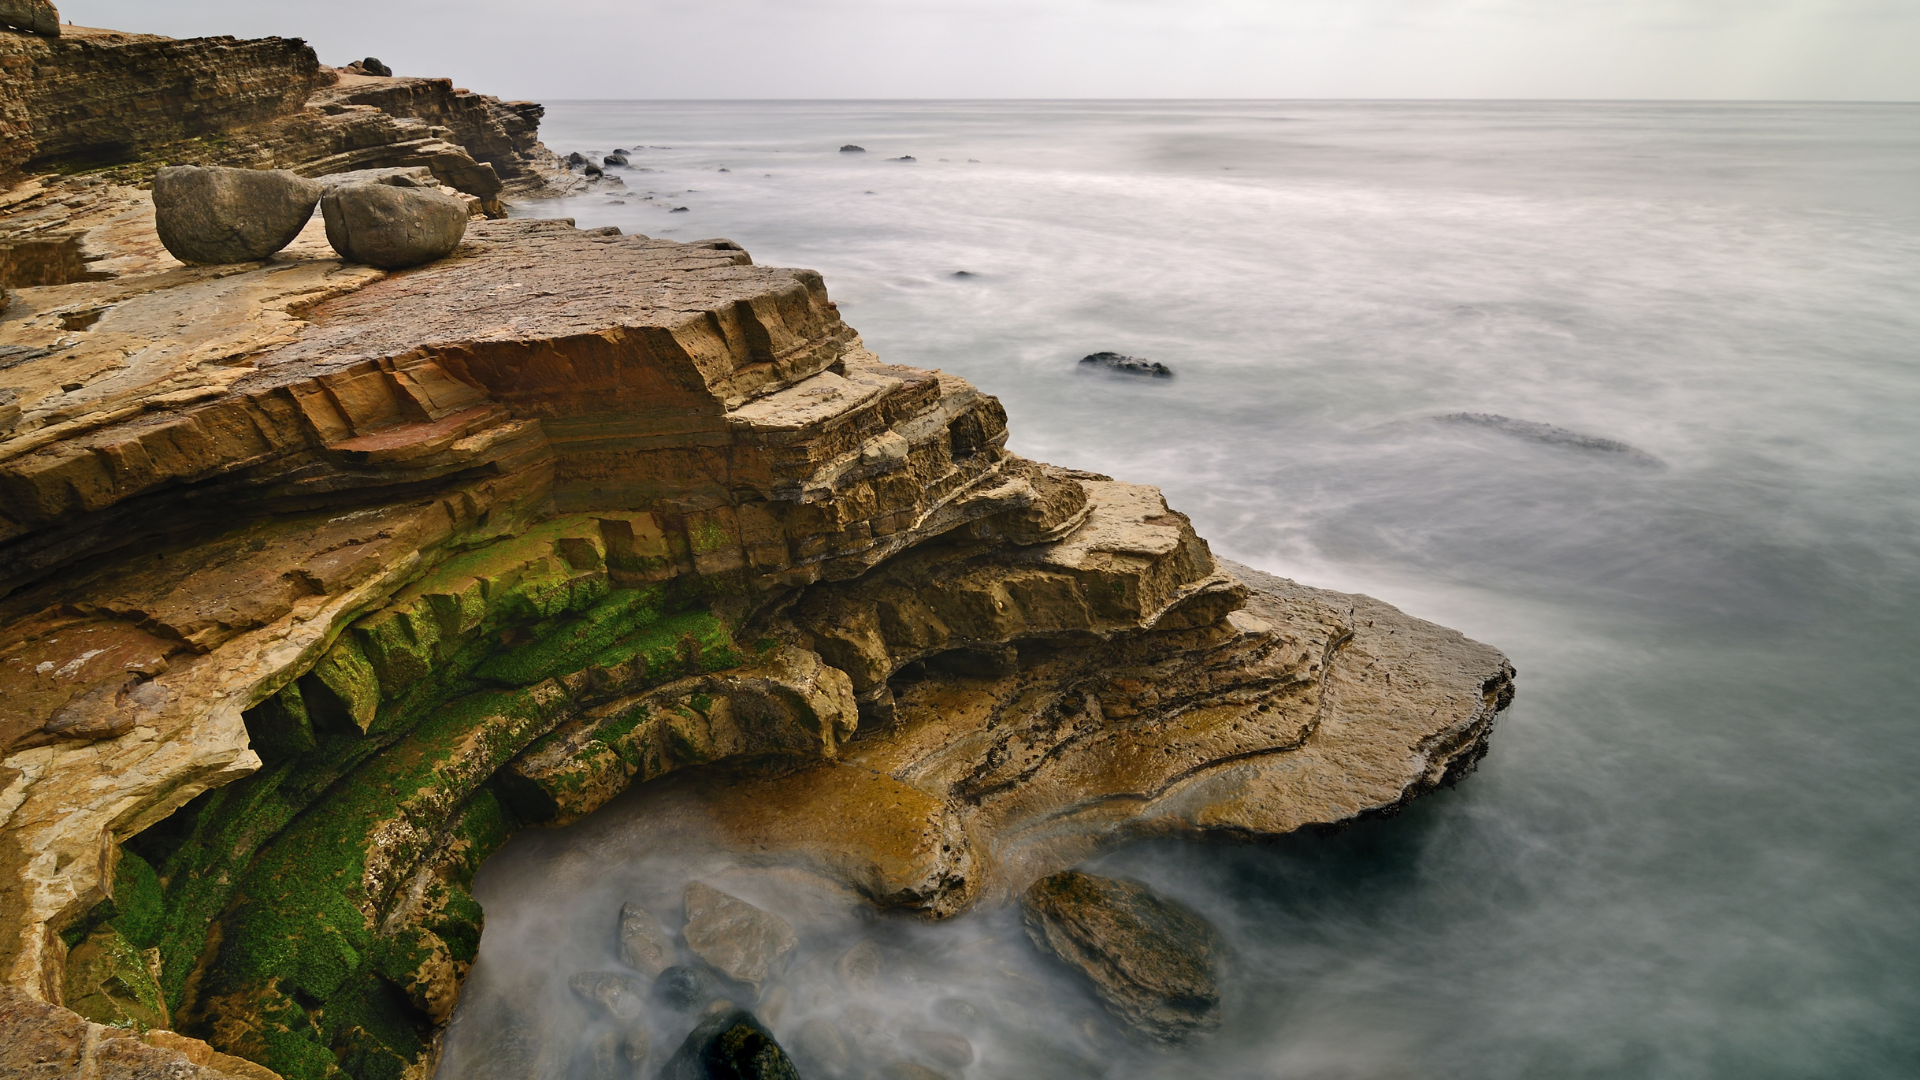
[1021,870,1222,1043]
[1081,351,1172,377]
[344,56,393,77]
[567,152,589,166]
[1438,413,1663,466]
[952,270,977,279]
[604,151,630,166]
[890,155,916,162]
[670,206,690,212]
[841,144,866,153]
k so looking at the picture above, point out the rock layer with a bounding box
[0,22,1514,1080]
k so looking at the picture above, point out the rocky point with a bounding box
[0,12,1513,1080]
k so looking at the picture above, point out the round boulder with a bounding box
[152,166,324,266]
[321,182,468,270]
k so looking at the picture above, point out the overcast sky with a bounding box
[64,0,1920,100]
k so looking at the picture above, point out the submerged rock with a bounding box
[152,165,323,265]
[793,1018,850,1072]
[1079,351,1172,377]
[1020,870,1222,1043]
[653,964,721,1012]
[832,939,882,992]
[840,144,866,153]
[570,971,648,1021]
[320,180,469,269]
[660,1008,801,1080]
[683,882,797,991]
[1436,412,1664,466]
[620,901,674,978]
[903,1029,973,1069]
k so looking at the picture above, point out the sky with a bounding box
[63,0,1920,100]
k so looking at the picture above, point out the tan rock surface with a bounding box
[1,25,1512,1080]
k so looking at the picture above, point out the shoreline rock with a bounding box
[0,21,1515,1080]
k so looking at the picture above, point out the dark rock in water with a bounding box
[605,152,630,166]
[152,166,323,265]
[659,1008,801,1080]
[569,971,648,1021]
[1080,352,1172,378]
[619,901,673,978]
[585,162,604,177]
[951,271,976,279]
[1021,870,1222,1043]
[568,152,590,166]
[841,144,866,153]
[321,181,469,270]
[1437,412,1663,466]
[670,206,690,213]
[889,155,916,162]
[718,167,731,172]
[652,964,719,1012]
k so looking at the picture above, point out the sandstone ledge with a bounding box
[0,34,1513,1080]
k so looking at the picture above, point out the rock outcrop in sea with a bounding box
[0,14,1515,1080]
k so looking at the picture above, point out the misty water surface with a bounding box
[439,102,1920,1080]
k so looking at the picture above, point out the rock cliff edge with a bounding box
[0,20,1513,1080]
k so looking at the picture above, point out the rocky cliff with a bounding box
[0,20,1513,1080]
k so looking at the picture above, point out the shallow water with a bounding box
[444,102,1920,1079]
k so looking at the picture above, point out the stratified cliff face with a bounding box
[0,23,1514,1080]
[0,27,323,184]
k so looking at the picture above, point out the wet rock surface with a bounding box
[151,166,324,265]
[683,882,799,992]
[662,1008,801,1080]
[320,180,469,268]
[620,902,675,979]
[1021,870,1223,1043]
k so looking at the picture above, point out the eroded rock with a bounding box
[1021,871,1221,1043]
[1080,351,1172,377]
[620,902,674,979]
[682,883,797,992]
[151,165,324,265]
[321,180,469,268]
[660,1008,801,1080]
[571,971,648,1021]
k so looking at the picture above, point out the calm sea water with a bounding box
[451,102,1920,1080]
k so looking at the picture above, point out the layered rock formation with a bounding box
[0,20,1514,1080]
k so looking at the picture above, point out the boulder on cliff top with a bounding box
[660,1008,801,1080]
[0,0,60,36]
[152,165,324,265]
[321,180,469,269]
[345,56,393,76]
[1020,870,1222,1043]
[683,882,797,992]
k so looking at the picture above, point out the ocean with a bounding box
[444,101,1920,1080]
